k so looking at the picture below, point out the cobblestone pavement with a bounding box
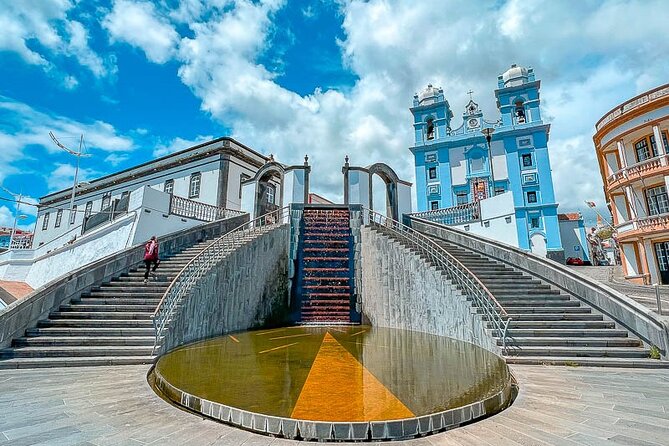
[1,364,668,445]
[569,265,669,316]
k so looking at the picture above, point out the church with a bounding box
[410,65,563,260]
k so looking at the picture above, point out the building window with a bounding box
[239,174,250,198]
[527,191,537,203]
[634,136,656,162]
[426,118,435,140]
[70,205,77,225]
[456,192,468,205]
[521,153,533,168]
[427,185,440,195]
[266,184,276,204]
[495,186,506,195]
[101,193,111,210]
[645,185,669,215]
[530,216,540,228]
[84,201,93,218]
[42,213,50,231]
[522,172,537,184]
[189,173,201,198]
[164,179,174,195]
[430,201,439,210]
[515,101,526,124]
[428,167,437,180]
[121,191,130,201]
[55,209,63,228]
[470,156,485,172]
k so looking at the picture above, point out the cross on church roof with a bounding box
[467,89,474,101]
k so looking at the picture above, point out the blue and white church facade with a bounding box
[409,65,564,260]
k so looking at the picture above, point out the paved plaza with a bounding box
[0,364,668,445]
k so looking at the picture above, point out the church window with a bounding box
[42,212,50,230]
[266,184,276,204]
[164,179,174,195]
[645,185,669,216]
[530,216,540,228]
[428,167,437,180]
[515,101,526,124]
[430,201,439,210]
[55,209,63,228]
[189,173,201,198]
[101,193,111,210]
[426,118,435,140]
[456,192,468,205]
[470,155,485,173]
[521,153,533,168]
[427,185,440,195]
[527,191,537,204]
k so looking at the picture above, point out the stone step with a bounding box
[38,319,154,328]
[507,346,650,358]
[49,311,152,320]
[504,356,669,368]
[85,291,164,298]
[60,304,157,312]
[480,306,590,314]
[115,276,174,282]
[497,300,580,307]
[499,337,642,347]
[490,289,562,296]
[96,285,167,292]
[26,327,155,337]
[494,328,630,338]
[74,297,161,306]
[0,345,154,358]
[0,356,155,369]
[502,313,603,321]
[13,336,154,347]
[504,320,615,329]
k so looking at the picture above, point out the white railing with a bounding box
[9,235,33,250]
[607,155,669,186]
[597,84,669,131]
[152,206,289,354]
[363,208,512,354]
[411,201,481,226]
[169,195,245,222]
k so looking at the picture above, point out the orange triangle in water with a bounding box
[290,332,414,422]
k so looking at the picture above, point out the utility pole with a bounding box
[1,186,21,249]
[49,132,91,227]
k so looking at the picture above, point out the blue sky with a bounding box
[1,0,668,230]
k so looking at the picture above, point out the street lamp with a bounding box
[482,127,496,197]
[49,132,91,227]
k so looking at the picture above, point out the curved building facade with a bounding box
[594,84,669,284]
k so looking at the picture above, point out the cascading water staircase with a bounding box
[293,207,360,324]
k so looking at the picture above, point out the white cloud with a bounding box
[153,135,214,158]
[46,163,100,192]
[0,0,112,77]
[103,0,179,64]
[104,153,130,167]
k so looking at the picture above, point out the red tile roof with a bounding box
[558,212,582,221]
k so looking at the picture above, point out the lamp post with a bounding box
[49,132,91,227]
[482,127,496,197]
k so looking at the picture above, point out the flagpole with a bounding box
[584,201,615,230]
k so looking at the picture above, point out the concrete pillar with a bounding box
[617,140,628,169]
[625,186,638,219]
[653,125,666,156]
[638,239,650,284]
[644,238,658,285]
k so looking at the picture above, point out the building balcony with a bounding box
[606,154,669,191]
[616,212,669,241]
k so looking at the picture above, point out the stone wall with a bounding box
[162,224,290,353]
[360,226,499,355]
[408,216,669,358]
[0,214,249,349]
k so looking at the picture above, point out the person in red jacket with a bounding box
[143,236,160,283]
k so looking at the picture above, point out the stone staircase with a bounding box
[433,241,669,368]
[0,231,264,369]
[294,207,359,324]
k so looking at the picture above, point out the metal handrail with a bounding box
[151,206,290,354]
[363,208,512,355]
[169,195,245,222]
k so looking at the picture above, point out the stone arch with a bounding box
[246,162,284,218]
[366,163,401,220]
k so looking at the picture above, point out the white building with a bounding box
[33,137,275,248]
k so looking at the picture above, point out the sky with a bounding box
[1,0,668,231]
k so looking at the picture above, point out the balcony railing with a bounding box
[607,155,669,187]
[169,195,245,222]
[596,84,669,132]
[410,201,481,226]
[9,235,33,250]
[616,212,669,236]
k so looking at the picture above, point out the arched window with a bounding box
[515,101,526,124]
[426,118,435,140]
